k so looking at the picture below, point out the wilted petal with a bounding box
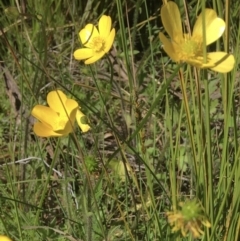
[31,105,58,129]
[99,15,112,39]
[104,28,115,53]
[159,32,179,61]
[74,48,94,60]
[80,24,99,47]
[161,1,182,41]
[193,9,225,45]
[76,109,90,132]
[47,90,67,114]
[208,52,235,73]
[33,122,62,137]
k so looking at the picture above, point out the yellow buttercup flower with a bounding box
[159,1,235,73]
[74,15,115,64]
[0,236,12,241]
[31,90,90,137]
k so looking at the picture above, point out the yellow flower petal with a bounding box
[64,98,79,117]
[208,52,235,73]
[84,51,105,64]
[59,120,74,134]
[76,109,90,132]
[104,28,115,53]
[73,48,94,60]
[31,105,58,129]
[161,1,182,41]
[51,99,78,132]
[184,53,215,68]
[65,102,78,130]
[99,15,112,39]
[80,24,99,47]
[47,90,67,114]
[202,220,211,228]
[193,9,225,45]
[0,236,12,241]
[159,32,179,61]
[33,122,63,137]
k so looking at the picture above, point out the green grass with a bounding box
[0,0,240,240]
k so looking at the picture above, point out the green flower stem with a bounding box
[34,139,61,224]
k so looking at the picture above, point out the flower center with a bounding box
[176,34,202,61]
[53,116,68,131]
[90,36,105,53]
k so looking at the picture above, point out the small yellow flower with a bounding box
[159,1,235,73]
[31,90,90,137]
[0,236,12,241]
[166,199,211,238]
[74,15,115,64]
